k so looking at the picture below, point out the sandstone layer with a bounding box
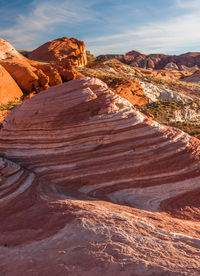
[0,65,22,105]
[0,78,200,275]
[28,37,87,67]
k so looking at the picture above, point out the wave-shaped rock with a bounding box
[0,77,199,275]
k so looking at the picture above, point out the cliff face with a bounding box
[0,77,200,275]
[28,37,87,67]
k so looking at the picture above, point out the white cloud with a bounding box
[1,0,200,55]
[85,0,200,55]
[0,0,99,49]
[174,0,200,9]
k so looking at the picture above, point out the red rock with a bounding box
[100,51,200,70]
[0,78,200,275]
[0,38,85,96]
[0,38,50,93]
[164,62,179,70]
[28,37,87,67]
[23,91,36,101]
[100,76,148,105]
[0,65,22,105]
[55,61,84,81]
[183,69,200,83]
[32,62,62,86]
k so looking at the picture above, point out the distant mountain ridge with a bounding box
[98,51,200,70]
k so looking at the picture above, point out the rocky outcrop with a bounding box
[140,81,200,122]
[0,38,50,93]
[140,81,194,103]
[101,76,148,105]
[0,78,200,275]
[99,51,200,70]
[127,51,200,69]
[0,38,85,97]
[164,62,179,70]
[31,62,62,87]
[28,37,87,67]
[180,65,199,72]
[0,65,22,105]
[183,70,200,83]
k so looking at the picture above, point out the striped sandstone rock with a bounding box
[0,78,199,275]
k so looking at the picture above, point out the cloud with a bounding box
[174,0,200,9]
[85,0,200,55]
[1,0,200,55]
[0,0,99,49]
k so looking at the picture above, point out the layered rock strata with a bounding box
[0,78,200,275]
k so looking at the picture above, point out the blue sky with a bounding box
[0,0,200,55]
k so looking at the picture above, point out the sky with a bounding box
[0,0,200,55]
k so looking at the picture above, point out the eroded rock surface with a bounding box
[0,38,50,93]
[0,65,22,105]
[28,37,87,67]
[0,78,200,275]
[99,51,200,70]
[141,81,194,103]
[183,70,200,83]
[0,38,85,96]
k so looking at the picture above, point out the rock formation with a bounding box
[0,65,22,105]
[28,37,87,67]
[140,81,194,103]
[0,77,200,275]
[100,76,148,105]
[127,51,200,69]
[99,51,200,70]
[0,38,50,93]
[164,62,179,70]
[183,70,200,83]
[180,65,199,72]
[0,38,85,96]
